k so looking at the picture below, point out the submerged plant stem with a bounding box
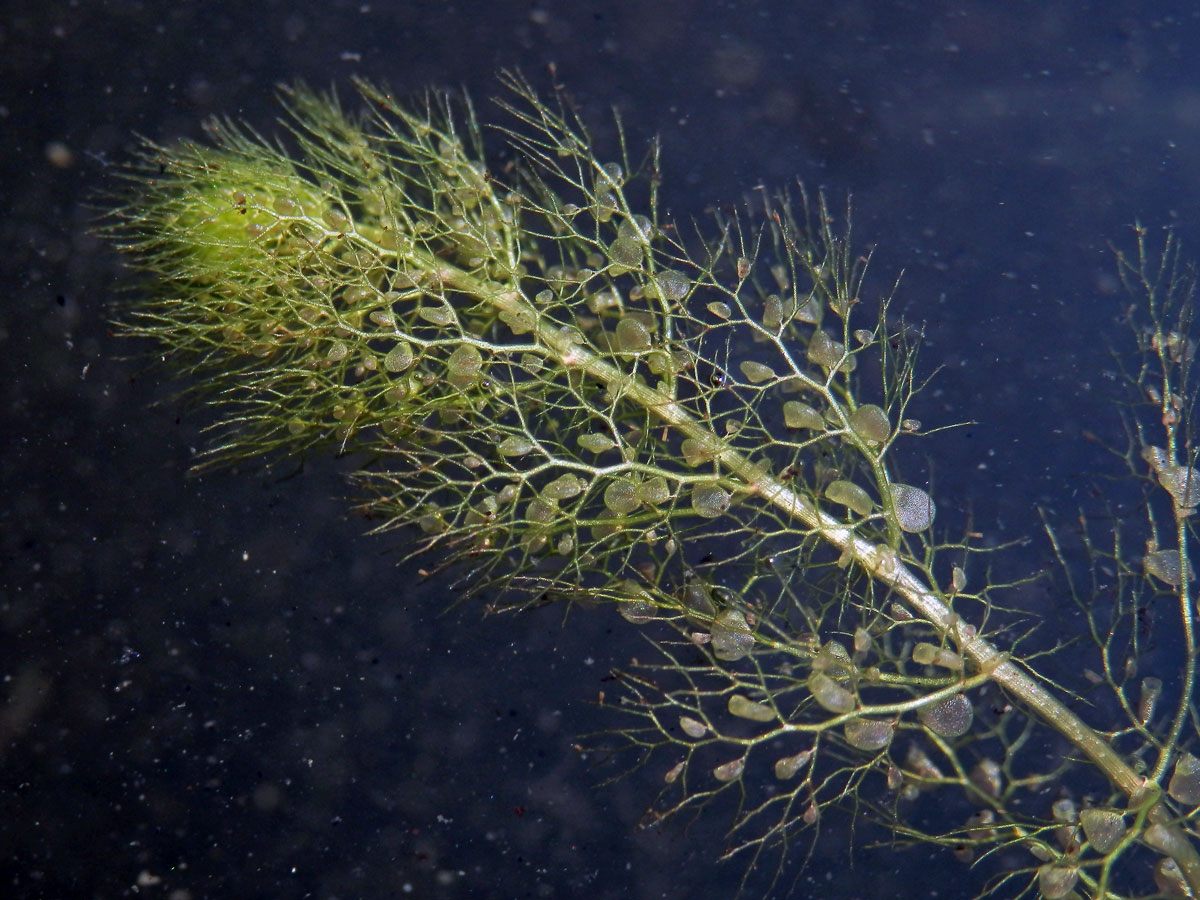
[103,76,1200,899]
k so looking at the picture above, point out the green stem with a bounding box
[436,255,1200,897]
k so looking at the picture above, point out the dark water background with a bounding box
[3,1,1199,898]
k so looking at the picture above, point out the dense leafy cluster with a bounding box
[105,75,1200,899]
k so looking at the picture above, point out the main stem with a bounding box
[350,221,1200,891]
[468,267,1200,893]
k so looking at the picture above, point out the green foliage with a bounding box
[103,76,1200,899]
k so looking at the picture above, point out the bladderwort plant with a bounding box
[102,73,1200,899]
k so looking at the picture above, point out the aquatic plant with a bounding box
[103,74,1200,899]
